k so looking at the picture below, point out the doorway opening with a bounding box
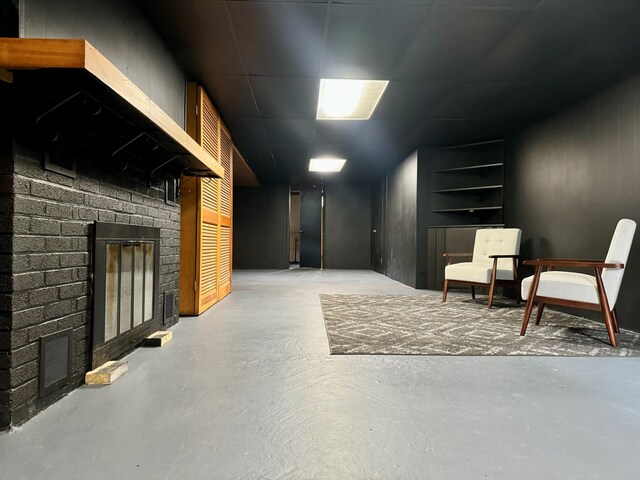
[296,185,324,269]
[290,190,301,267]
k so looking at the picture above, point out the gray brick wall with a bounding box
[2,133,180,429]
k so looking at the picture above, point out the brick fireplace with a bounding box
[0,84,181,429]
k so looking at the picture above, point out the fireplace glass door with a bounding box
[104,242,155,342]
[93,223,160,367]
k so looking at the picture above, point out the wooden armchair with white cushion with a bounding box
[443,228,522,309]
[520,219,636,347]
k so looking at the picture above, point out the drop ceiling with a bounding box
[137,0,640,185]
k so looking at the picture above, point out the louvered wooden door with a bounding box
[179,85,232,315]
[218,127,233,298]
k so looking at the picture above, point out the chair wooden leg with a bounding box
[470,286,476,300]
[534,302,545,325]
[487,283,495,309]
[513,258,521,305]
[612,308,620,334]
[594,268,617,347]
[521,267,542,336]
[487,259,498,309]
[442,280,449,303]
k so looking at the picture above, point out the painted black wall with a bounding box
[0,0,18,37]
[505,71,640,331]
[233,186,290,270]
[324,184,371,269]
[384,151,419,288]
[19,0,185,127]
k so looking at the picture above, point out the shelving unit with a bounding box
[434,163,503,174]
[428,139,505,227]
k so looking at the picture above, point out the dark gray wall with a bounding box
[505,71,640,331]
[233,186,290,269]
[384,151,419,288]
[0,0,18,37]
[324,184,371,269]
[19,0,185,127]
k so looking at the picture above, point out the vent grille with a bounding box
[39,330,72,397]
[164,291,175,324]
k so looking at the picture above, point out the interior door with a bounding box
[299,187,322,268]
[371,182,385,273]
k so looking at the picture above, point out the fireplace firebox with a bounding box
[92,222,161,368]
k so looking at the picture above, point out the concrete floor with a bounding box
[2,269,640,479]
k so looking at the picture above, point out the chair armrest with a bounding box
[442,253,473,258]
[488,254,522,259]
[523,258,624,269]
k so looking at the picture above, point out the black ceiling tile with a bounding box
[433,0,540,7]
[234,142,287,184]
[200,75,259,119]
[228,2,327,77]
[141,0,640,184]
[250,76,319,119]
[223,117,270,146]
[373,81,458,120]
[321,5,430,79]
[231,0,328,3]
[430,83,517,120]
[542,24,640,87]
[313,121,372,146]
[540,0,640,13]
[473,5,629,82]
[263,119,316,144]
[393,7,530,81]
[269,143,311,177]
[137,0,244,75]
[332,0,434,5]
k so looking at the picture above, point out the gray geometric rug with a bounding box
[319,294,640,356]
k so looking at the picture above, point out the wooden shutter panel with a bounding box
[179,83,233,315]
[218,127,233,297]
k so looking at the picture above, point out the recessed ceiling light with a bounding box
[309,158,347,173]
[317,79,389,120]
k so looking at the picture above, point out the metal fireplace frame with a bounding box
[92,222,160,368]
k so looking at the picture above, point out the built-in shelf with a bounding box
[428,139,504,227]
[0,38,224,178]
[429,224,505,228]
[432,185,503,193]
[434,163,503,174]
[432,206,502,213]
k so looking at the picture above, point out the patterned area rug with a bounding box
[319,294,640,356]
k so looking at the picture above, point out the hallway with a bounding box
[1,269,639,479]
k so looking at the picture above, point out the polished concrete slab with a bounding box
[2,269,640,479]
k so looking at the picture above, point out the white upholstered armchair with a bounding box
[443,228,522,309]
[520,219,636,347]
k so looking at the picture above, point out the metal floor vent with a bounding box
[164,292,174,324]
[39,330,73,397]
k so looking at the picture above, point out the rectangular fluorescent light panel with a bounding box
[309,158,346,173]
[317,79,389,120]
